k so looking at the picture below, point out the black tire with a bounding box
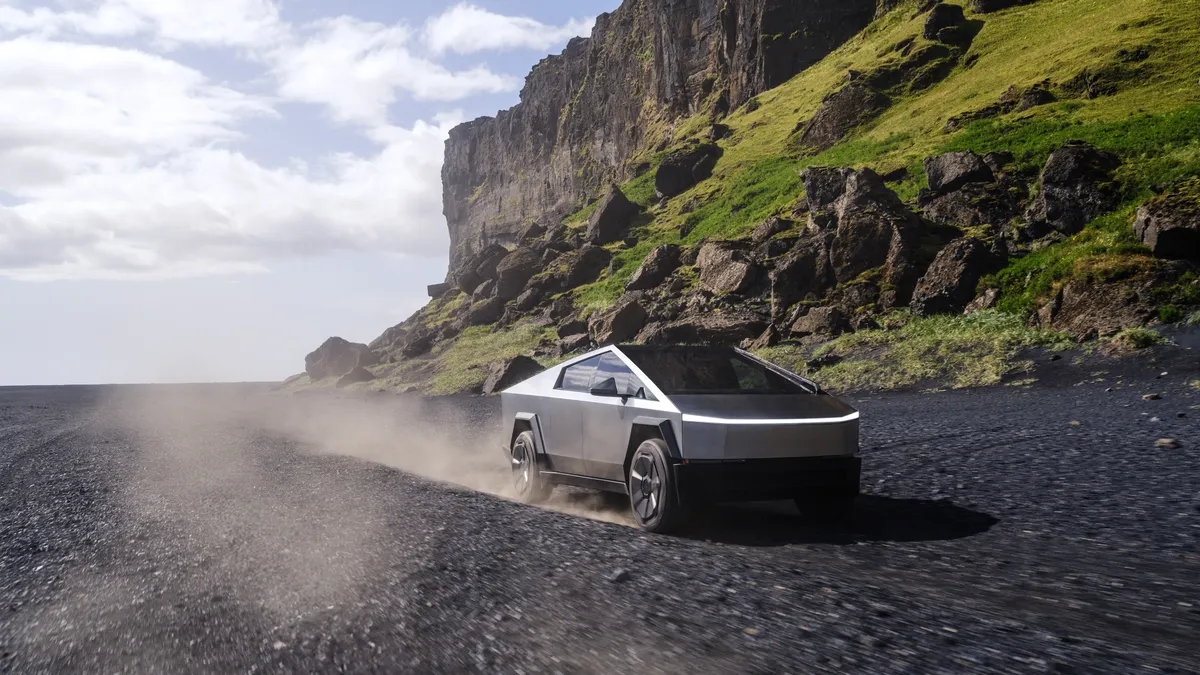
[795,495,856,524]
[627,439,687,533]
[511,431,552,504]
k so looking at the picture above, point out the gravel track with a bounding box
[1,347,1199,674]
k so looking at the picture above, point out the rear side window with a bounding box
[557,355,602,392]
[590,353,654,400]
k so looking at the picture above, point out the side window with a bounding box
[591,353,653,400]
[557,355,602,392]
[731,358,770,391]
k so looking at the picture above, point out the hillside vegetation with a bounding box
[296,0,1200,395]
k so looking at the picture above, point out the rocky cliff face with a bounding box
[442,0,878,274]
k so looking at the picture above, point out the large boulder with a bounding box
[802,167,925,303]
[923,3,966,41]
[626,244,681,291]
[790,306,850,337]
[1031,272,1176,339]
[1133,178,1200,260]
[494,247,541,301]
[531,245,612,294]
[910,237,1002,316]
[751,217,795,246]
[466,297,505,326]
[924,151,994,195]
[636,312,767,346]
[454,244,511,294]
[305,337,378,380]
[695,241,760,295]
[335,366,376,389]
[796,84,890,152]
[556,333,592,356]
[1025,142,1122,236]
[922,184,1025,229]
[769,235,836,319]
[401,330,435,358]
[655,143,723,199]
[483,356,544,395]
[427,282,452,298]
[589,300,648,344]
[587,185,639,245]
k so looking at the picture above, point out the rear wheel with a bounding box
[511,431,552,504]
[627,439,686,533]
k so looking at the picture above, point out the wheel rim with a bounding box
[629,452,662,523]
[511,438,532,494]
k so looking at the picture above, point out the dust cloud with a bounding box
[92,385,632,615]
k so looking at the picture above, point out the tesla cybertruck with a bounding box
[500,345,861,532]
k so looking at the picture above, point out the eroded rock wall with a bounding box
[441,0,877,274]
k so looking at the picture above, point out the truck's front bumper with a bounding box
[672,455,861,505]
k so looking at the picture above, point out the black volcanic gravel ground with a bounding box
[1,346,1199,674]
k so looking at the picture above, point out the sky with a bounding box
[0,0,618,385]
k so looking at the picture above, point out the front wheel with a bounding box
[627,439,687,533]
[511,431,552,504]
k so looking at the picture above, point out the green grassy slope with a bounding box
[572,0,1200,314]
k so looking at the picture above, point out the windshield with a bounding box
[621,347,808,395]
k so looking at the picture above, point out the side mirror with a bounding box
[589,386,626,398]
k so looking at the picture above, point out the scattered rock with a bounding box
[472,279,497,301]
[1031,266,1184,339]
[589,300,648,344]
[515,287,543,312]
[655,143,723,198]
[1155,438,1181,449]
[587,185,640,245]
[1133,178,1200,260]
[708,123,732,142]
[1025,142,1122,236]
[769,236,836,319]
[802,166,925,302]
[455,244,511,294]
[519,222,547,244]
[557,318,589,338]
[483,356,545,395]
[545,296,575,323]
[808,353,843,369]
[557,333,592,356]
[427,282,453,298]
[911,238,1003,316]
[495,247,542,301]
[796,84,891,152]
[696,241,760,295]
[532,245,613,294]
[752,217,795,245]
[790,306,850,337]
[924,151,995,196]
[1143,393,1162,401]
[637,312,767,346]
[466,297,506,326]
[305,337,378,380]
[744,325,781,350]
[626,244,682,291]
[608,569,631,583]
[335,366,376,389]
[401,331,436,358]
[964,288,1001,314]
[923,3,966,41]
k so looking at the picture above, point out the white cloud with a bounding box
[270,17,517,126]
[423,3,594,55]
[0,1,588,281]
[0,0,286,48]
